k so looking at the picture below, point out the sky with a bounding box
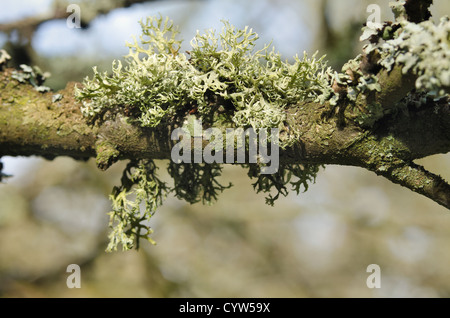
[0,0,312,59]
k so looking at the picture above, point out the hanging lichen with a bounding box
[75,16,329,251]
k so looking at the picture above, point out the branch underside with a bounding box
[374,162,450,209]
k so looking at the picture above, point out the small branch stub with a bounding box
[95,140,120,171]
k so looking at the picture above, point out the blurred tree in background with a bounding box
[0,0,449,297]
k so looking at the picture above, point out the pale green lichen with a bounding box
[328,4,449,127]
[324,53,382,126]
[107,159,168,251]
[387,16,449,96]
[108,159,233,251]
[75,15,333,138]
[76,16,330,251]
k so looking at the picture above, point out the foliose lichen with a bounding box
[11,64,51,92]
[0,49,11,69]
[363,13,450,98]
[325,3,449,127]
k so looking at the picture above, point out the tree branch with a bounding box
[404,0,433,23]
[376,162,450,209]
[1,64,449,209]
[1,0,449,214]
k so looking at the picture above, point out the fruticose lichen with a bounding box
[65,6,450,251]
[75,16,334,135]
[107,160,168,251]
[76,15,337,251]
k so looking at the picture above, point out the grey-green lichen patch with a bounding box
[351,133,409,174]
[75,16,333,251]
[0,49,11,69]
[11,64,51,92]
[52,94,63,103]
[324,53,382,127]
[75,15,334,144]
[363,3,450,97]
[95,140,120,171]
[107,159,168,251]
[326,8,450,128]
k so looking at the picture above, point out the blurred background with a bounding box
[1,0,450,297]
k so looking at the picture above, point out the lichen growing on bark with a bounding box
[75,15,334,140]
[75,7,450,251]
[75,16,330,251]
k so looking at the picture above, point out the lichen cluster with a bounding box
[107,160,167,251]
[75,15,333,135]
[0,49,11,69]
[106,158,322,251]
[76,16,329,251]
[11,64,51,92]
[80,7,449,249]
[71,7,450,251]
[364,13,450,97]
[323,2,449,127]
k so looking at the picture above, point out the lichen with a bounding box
[95,140,120,171]
[247,162,322,206]
[363,4,450,97]
[0,49,11,69]
[75,16,331,251]
[52,93,63,103]
[11,64,51,92]
[75,15,333,141]
[326,4,449,128]
[107,159,168,251]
